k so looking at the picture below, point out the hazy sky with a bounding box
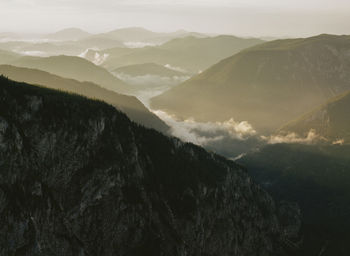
[1,0,350,37]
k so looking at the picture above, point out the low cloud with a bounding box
[164,64,188,73]
[79,48,109,65]
[153,110,256,144]
[16,50,48,56]
[114,73,190,87]
[332,139,345,145]
[152,110,264,158]
[263,129,322,144]
[123,41,160,48]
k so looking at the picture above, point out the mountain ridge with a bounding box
[280,90,350,144]
[0,64,169,133]
[151,34,350,132]
[9,55,130,94]
[0,76,299,255]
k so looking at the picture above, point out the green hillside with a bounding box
[280,90,350,143]
[0,49,20,64]
[10,55,130,93]
[151,34,350,132]
[0,65,169,133]
[99,35,264,73]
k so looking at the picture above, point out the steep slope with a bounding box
[238,143,350,256]
[100,35,264,73]
[44,28,91,41]
[0,76,298,255]
[0,65,169,133]
[151,34,350,132]
[280,90,350,144]
[9,55,130,93]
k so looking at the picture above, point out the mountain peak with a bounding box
[45,27,91,40]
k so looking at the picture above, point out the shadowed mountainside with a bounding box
[239,143,350,256]
[0,65,169,133]
[0,76,299,255]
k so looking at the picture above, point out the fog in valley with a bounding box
[1,1,350,255]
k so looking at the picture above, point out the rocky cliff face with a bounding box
[0,77,299,256]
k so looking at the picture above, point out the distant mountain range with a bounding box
[280,90,350,144]
[0,38,124,57]
[97,35,264,73]
[91,27,207,44]
[151,34,350,132]
[0,65,169,133]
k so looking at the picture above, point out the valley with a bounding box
[0,23,350,256]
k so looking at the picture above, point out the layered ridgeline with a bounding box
[0,49,20,64]
[238,144,350,256]
[0,65,169,133]
[0,27,204,58]
[280,90,350,144]
[0,76,299,255]
[8,55,130,94]
[151,34,350,132]
[88,35,264,73]
[0,37,124,57]
[91,27,207,45]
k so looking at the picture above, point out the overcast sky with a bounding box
[1,0,350,37]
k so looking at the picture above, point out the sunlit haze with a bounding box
[1,0,350,37]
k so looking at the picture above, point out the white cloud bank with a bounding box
[153,110,256,145]
[263,129,323,144]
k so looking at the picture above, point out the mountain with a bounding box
[151,34,350,132]
[98,27,165,42]
[280,90,350,144]
[113,63,187,77]
[0,65,169,133]
[0,49,20,64]
[100,35,264,73]
[0,76,299,255]
[45,28,91,41]
[0,38,123,57]
[9,55,130,93]
[94,27,207,44]
[238,143,350,256]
